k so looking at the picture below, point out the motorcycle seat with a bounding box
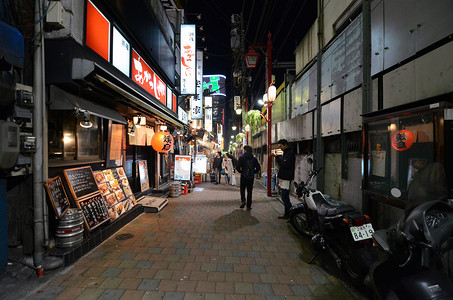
[317,202,355,217]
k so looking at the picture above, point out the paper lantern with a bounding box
[391,129,414,151]
[151,131,174,153]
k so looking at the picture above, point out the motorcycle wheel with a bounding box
[343,247,372,286]
[289,210,311,236]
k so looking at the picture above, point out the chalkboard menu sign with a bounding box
[44,176,70,218]
[64,166,99,200]
[76,193,110,231]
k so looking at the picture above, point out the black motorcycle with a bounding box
[289,158,375,284]
[367,163,453,299]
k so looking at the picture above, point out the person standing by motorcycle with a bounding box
[274,139,296,219]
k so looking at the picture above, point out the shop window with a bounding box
[48,111,102,162]
[365,112,436,201]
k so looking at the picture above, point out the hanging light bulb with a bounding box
[160,124,167,131]
[80,112,93,128]
[133,116,139,125]
[232,125,237,130]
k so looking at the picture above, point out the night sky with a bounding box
[184,0,317,129]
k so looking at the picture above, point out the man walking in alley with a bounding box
[274,139,296,219]
[236,145,261,210]
[213,151,223,185]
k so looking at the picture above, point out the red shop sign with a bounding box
[132,49,166,105]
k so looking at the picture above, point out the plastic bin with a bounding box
[194,173,202,184]
[262,173,276,189]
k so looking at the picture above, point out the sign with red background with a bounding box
[86,0,110,61]
[132,49,166,104]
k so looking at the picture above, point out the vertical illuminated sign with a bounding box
[132,49,166,104]
[190,50,203,119]
[86,0,110,61]
[166,86,172,110]
[180,24,196,95]
[112,27,130,76]
[205,96,212,132]
[178,108,188,125]
[172,94,177,113]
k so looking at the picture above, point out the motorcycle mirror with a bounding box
[307,158,313,165]
[391,188,402,198]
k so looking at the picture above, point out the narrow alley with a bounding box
[11,180,366,299]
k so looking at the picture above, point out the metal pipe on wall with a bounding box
[33,0,45,266]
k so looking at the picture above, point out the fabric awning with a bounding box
[49,85,127,124]
[0,21,24,68]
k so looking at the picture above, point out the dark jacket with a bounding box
[276,147,296,180]
[213,156,223,169]
[236,152,261,178]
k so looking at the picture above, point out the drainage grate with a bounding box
[116,233,134,240]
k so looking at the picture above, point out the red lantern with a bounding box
[151,131,174,153]
[391,129,414,151]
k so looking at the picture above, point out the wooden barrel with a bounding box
[55,208,84,248]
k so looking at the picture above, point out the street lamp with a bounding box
[245,32,273,196]
[245,48,260,68]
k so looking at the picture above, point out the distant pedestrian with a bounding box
[213,152,223,184]
[274,139,296,219]
[222,154,234,185]
[227,152,237,186]
[236,145,261,210]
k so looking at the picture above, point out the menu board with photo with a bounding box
[44,176,71,218]
[174,155,191,181]
[93,167,137,221]
[76,193,110,231]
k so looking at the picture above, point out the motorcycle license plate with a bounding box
[350,223,374,241]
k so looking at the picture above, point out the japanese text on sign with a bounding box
[132,49,166,104]
[181,24,196,95]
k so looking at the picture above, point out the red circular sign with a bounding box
[391,130,414,151]
[151,132,174,153]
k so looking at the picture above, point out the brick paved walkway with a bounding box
[27,179,364,299]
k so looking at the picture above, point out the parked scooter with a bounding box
[367,162,453,299]
[289,158,375,284]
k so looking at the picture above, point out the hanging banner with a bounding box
[180,24,196,95]
[205,96,212,132]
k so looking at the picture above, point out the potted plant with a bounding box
[245,110,262,131]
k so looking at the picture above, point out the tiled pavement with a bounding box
[21,179,366,299]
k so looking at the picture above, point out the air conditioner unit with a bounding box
[46,1,65,29]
